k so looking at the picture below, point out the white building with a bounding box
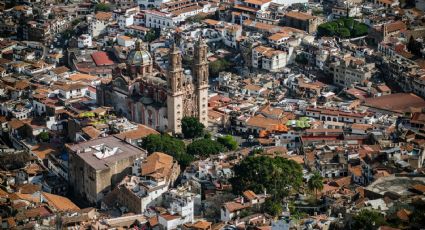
[271,0,308,6]
[252,45,288,71]
[137,0,170,9]
[144,10,176,29]
[112,152,180,213]
[89,12,113,37]
[56,83,89,100]
[77,34,93,48]
[331,57,375,88]
[117,35,135,47]
[158,187,199,230]
[113,6,140,30]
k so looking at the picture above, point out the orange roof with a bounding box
[285,11,316,21]
[396,209,411,221]
[268,32,290,41]
[246,115,286,131]
[82,126,101,139]
[412,184,425,193]
[8,119,25,129]
[142,152,174,179]
[115,124,159,140]
[95,12,113,21]
[244,0,271,5]
[15,80,30,90]
[243,190,257,200]
[148,216,158,226]
[349,165,362,177]
[186,220,212,230]
[42,192,80,212]
[224,201,251,212]
[203,19,221,26]
[69,73,99,82]
[160,213,180,221]
[31,144,59,160]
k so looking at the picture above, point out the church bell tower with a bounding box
[167,42,185,133]
[193,36,209,128]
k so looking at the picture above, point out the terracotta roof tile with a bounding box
[42,192,80,212]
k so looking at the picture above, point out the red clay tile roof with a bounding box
[91,51,115,66]
[285,11,316,21]
[243,190,257,200]
[363,93,425,113]
[42,192,80,212]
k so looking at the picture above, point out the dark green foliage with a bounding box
[182,117,205,139]
[295,54,308,65]
[409,199,425,229]
[144,28,160,42]
[95,3,112,12]
[352,209,387,230]
[186,14,207,24]
[209,58,232,77]
[38,131,50,142]
[217,135,238,150]
[263,199,283,217]
[407,36,424,56]
[317,18,369,38]
[230,156,303,201]
[141,134,192,168]
[186,138,225,157]
[307,171,324,201]
[72,19,82,26]
[204,132,212,139]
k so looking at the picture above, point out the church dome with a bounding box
[127,39,152,66]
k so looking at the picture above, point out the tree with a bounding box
[263,199,283,217]
[187,138,225,157]
[144,28,160,42]
[217,135,238,150]
[307,171,324,202]
[209,59,232,77]
[317,18,369,38]
[230,156,303,201]
[181,117,205,139]
[186,14,207,24]
[352,209,387,230]
[295,54,308,65]
[38,131,50,142]
[95,3,112,12]
[141,134,193,168]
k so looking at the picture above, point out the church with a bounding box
[96,37,209,134]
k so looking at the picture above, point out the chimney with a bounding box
[241,196,244,204]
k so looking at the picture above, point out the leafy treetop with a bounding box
[181,117,205,139]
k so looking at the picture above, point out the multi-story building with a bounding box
[330,57,375,88]
[89,12,113,38]
[144,10,176,29]
[283,11,319,34]
[67,136,147,204]
[374,0,399,8]
[158,187,199,229]
[113,6,140,30]
[137,0,170,9]
[252,45,288,71]
[113,152,180,213]
[231,0,272,25]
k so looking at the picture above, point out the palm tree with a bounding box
[308,171,324,202]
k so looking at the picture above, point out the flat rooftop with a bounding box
[68,136,147,170]
[366,175,425,196]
